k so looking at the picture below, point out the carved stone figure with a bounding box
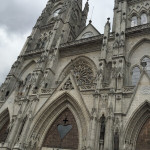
[96,63,104,90]
[100,114,106,140]
[114,131,119,150]
[27,37,33,50]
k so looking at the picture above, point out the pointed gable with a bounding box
[126,71,150,118]
[76,21,101,40]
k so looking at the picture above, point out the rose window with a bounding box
[68,60,94,89]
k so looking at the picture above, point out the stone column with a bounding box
[87,92,100,150]
[5,115,21,149]
[104,103,114,150]
[16,114,32,149]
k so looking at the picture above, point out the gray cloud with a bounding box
[0,0,114,85]
[0,0,48,34]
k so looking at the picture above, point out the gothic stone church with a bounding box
[0,0,150,150]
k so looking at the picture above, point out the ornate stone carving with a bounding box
[96,62,104,90]
[101,94,108,108]
[70,60,94,90]
[37,50,49,68]
[111,61,118,78]
[60,78,74,91]
[25,132,40,150]
[27,36,33,51]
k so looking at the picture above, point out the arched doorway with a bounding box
[0,109,10,143]
[124,102,150,150]
[136,118,150,150]
[42,108,79,149]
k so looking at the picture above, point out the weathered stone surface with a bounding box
[0,0,150,150]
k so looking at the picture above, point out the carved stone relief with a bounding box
[60,78,74,91]
[65,60,95,90]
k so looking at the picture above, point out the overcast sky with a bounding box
[0,0,114,85]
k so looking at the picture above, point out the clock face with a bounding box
[82,32,94,39]
[53,9,61,17]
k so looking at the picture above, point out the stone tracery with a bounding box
[63,59,95,90]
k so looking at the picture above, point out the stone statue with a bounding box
[100,114,106,140]
[27,37,33,50]
[96,63,104,90]
[114,131,119,150]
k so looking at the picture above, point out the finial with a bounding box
[89,20,92,24]
[141,62,147,69]
[107,17,110,22]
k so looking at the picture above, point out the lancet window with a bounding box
[53,9,61,17]
[132,66,141,86]
[130,12,148,27]
[131,56,150,85]
[141,13,148,25]
[141,56,150,75]
[131,16,138,27]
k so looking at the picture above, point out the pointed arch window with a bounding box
[141,13,147,25]
[132,66,141,86]
[53,9,61,17]
[131,16,138,27]
[141,56,150,76]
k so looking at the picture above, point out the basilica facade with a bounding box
[0,0,150,150]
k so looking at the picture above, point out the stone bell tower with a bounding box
[0,0,89,103]
[0,0,89,150]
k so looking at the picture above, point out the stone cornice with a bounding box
[127,0,149,5]
[39,23,55,31]
[60,35,103,49]
[126,23,150,37]
[22,49,44,58]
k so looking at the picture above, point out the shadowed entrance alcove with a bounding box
[42,108,79,149]
[124,102,150,150]
[136,118,150,150]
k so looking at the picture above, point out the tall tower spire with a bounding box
[0,0,85,103]
[81,0,89,30]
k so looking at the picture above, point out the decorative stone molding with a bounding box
[60,78,74,91]
[126,23,150,37]
[127,0,148,5]
[140,86,150,95]
[23,49,44,57]
[41,88,55,94]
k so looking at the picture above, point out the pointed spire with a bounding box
[106,17,110,26]
[83,0,89,15]
[81,0,90,30]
